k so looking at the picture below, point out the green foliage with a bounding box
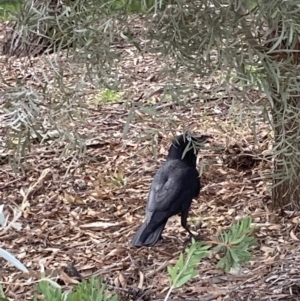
[34,280,63,301]
[110,0,154,13]
[0,0,21,19]
[0,284,9,301]
[167,239,210,288]
[97,89,122,104]
[165,239,210,300]
[2,0,299,210]
[165,217,256,300]
[35,277,118,301]
[214,217,257,272]
[0,266,118,301]
[109,0,173,13]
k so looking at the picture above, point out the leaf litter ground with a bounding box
[1,25,300,301]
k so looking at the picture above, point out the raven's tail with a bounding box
[131,220,167,247]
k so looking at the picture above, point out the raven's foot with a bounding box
[183,233,205,245]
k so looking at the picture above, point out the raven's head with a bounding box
[168,132,212,164]
[176,133,212,146]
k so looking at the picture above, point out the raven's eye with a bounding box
[186,136,192,142]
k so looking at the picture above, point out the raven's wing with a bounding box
[143,162,198,239]
[146,161,198,216]
[194,175,201,197]
[131,161,199,247]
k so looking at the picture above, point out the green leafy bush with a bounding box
[214,217,256,272]
[35,277,118,301]
[165,217,256,300]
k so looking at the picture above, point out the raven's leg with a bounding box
[181,208,201,240]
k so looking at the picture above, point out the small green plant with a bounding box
[35,277,118,301]
[0,0,22,19]
[165,240,210,301]
[94,89,122,104]
[0,263,118,301]
[214,217,257,272]
[0,277,118,301]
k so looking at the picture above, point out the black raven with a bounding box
[131,133,211,247]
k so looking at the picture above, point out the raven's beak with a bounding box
[195,135,213,143]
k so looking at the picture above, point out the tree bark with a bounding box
[267,23,300,210]
[272,98,300,210]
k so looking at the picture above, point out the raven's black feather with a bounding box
[131,133,210,247]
